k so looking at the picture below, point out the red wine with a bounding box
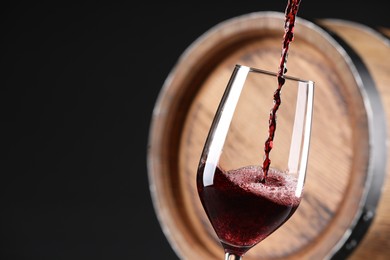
[197,164,300,256]
[263,0,302,178]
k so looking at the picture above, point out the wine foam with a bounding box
[226,165,300,206]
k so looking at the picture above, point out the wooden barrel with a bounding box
[147,12,390,259]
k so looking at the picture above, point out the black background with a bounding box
[1,1,388,259]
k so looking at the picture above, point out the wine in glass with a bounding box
[196,65,314,259]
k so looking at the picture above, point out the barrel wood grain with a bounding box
[320,20,390,260]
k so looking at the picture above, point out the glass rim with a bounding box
[236,64,315,85]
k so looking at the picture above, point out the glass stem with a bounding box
[225,252,242,260]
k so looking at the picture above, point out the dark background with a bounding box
[1,1,388,259]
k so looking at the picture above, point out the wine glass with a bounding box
[196,65,314,259]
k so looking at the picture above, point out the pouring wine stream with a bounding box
[262,0,302,181]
